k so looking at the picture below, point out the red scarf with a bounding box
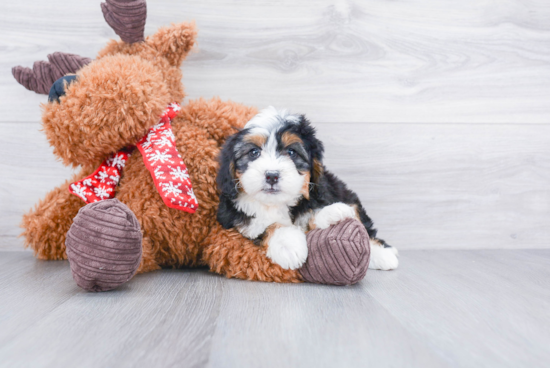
[69,103,198,213]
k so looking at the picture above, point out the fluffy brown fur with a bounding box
[23,22,303,283]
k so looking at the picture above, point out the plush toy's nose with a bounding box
[48,75,78,103]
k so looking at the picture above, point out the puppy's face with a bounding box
[236,129,308,205]
[218,107,324,207]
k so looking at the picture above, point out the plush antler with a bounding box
[12,53,92,94]
[101,0,147,44]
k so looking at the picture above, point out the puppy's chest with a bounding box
[236,200,293,239]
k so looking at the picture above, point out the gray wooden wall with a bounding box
[1,0,549,251]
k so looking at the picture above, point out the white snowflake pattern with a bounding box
[70,183,90,201]
[186,187,197,201]
[107,154,126,169]
[160,129,176,141]
[140,131,156,152]
[93,186,113,200]
[109,173,120,184]
[161,181,183,198]
[147,149,173,164]
[168,103,181,112]
[154,166,166,179]
[170,166,189,181]
[152,135,173,148]
[152,121,166,131]
[82,178,93,186]
[95,168,109,183]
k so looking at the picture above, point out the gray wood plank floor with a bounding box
[0,250,549,368]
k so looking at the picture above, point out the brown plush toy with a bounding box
[13,0,370,291]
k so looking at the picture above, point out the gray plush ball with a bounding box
[65,199,142,292]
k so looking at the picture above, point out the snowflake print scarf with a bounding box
[69,103,198,213]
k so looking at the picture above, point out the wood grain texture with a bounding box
[316,123,550,250]
[2,122,548,251]
[365,249,550,367]
[1,250,549,367]
[0,253,223,368]
[1,0,550,123]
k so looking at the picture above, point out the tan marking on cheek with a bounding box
[350,204,361,221]
[231,162,244,193]
[244,134,267,147]
[281,131,303,147]
[262,223,283,247]
[235,173,244,193]
[300,171,310,200]
[308,215,317,231]
[312,158,324,183]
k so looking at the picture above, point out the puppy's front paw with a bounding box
[314,202,358,229]
[266,226,308,270]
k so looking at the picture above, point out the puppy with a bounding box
[217,107,398,271]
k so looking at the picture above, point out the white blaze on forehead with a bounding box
[245,106,300,138]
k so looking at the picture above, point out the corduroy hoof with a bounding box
[65,199,142,292]
[299,218,370,286]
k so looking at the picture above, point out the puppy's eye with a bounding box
[249,148,261,159]
[287,148,296,157]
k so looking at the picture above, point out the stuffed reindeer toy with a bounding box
[12,0,375,291]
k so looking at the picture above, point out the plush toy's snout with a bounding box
[41,54,171,167]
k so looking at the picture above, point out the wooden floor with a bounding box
[0,249,548,368]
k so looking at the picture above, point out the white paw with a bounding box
[266,226,308,270]
[314,202,357,229]
[369,244,399,270]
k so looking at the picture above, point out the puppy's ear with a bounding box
[216,196,238,229]
[217,133,241,201]
[217,132,250,229]
[296,115,325,190]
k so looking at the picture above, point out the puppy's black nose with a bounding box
[265,171,280,186]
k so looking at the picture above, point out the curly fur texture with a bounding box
[42,55,170,168]
[23,22,303,282]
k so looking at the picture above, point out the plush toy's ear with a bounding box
[148,22,197,68]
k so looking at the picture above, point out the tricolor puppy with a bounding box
[217,107,398,271]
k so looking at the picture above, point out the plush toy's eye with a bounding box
[287,148,296,157]
[249,148,261,159]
